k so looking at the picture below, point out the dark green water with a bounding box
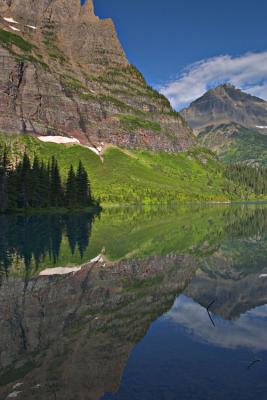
[1,204,267,399]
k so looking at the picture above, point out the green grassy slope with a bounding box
[198,124,267,165]
[0,134,252,204]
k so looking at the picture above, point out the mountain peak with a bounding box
[214,83,236,90]
[0,0,97,25]
[180,83,267,164]
[181,84,267,131]
[216,83,238,93]
[206,83,265,104]
[82,0,95,16]
[205,83,241,98]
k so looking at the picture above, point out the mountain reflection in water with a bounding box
[1,205,267,399]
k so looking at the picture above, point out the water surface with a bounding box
[1,205,267,399]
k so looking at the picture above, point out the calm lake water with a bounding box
[1,205,267,399]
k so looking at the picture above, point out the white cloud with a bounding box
[159,52,267,110]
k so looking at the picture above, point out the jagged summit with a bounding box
[0,0,195,151]
[208,83,265,104]
[82,0,95,18]
[0,0,97,24]
[181,84,267,131]
[181,85,267,164]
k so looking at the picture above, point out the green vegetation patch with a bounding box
[199,124,267,165]
[42,29,66,63]
[0,28,36,52]
[79,92,95,101]
[19,54,49,68]
[119,114,161,132]
[0,360,36,386]
[61,75,86,91]
[98,94,132,111]
[96,65,146,85]
[92,64,172,110]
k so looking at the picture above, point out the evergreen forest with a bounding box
[0,147,99,212]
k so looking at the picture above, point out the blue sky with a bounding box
[91,0,267,109]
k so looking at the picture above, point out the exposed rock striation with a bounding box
[0,0,195,151]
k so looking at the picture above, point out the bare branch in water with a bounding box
[247,359,262,370]
[206,299,216,327]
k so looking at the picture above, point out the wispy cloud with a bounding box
[159,52,267,110]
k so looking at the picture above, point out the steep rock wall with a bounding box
[0,0,196,151]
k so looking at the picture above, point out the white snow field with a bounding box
[39,267,82,276]
[3,17,18,23]
[38,136,80,144]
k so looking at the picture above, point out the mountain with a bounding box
[181,84,267,164]
[0,0,195,152]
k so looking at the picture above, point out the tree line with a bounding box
[0,148,99,212]
[224,164,267,195]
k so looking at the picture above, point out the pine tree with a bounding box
[76,161,91,207]
[17,153,32,208]
[50,157,63,207]
[65,165,77,207]
[39,161,50,208]
[31,155,42,208]
[0,149,8,212]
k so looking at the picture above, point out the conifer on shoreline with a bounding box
[0,148,99,212]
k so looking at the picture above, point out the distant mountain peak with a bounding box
[181,84,267,164]
[202,83,265,105]
[182,84,267,131]
[213,83,236,91]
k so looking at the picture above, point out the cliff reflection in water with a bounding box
[1,205,267,399]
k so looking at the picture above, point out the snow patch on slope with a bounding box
[37,136,104,157]
[3,17,18,24]
[26,25,37,30]
[86,143,104,156]
[38,136,80,144]
[87,146,100,155]
[90,254,104,263]
[7,392,22,398]
[39,267,82,276]
[9,25,20,31]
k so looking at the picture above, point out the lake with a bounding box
[1,204,267,399]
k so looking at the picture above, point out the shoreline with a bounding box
[0,205,102,216]
[2,200,267,216]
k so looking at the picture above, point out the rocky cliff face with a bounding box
[181,84,267,163]
[0,0,97,23]
[0,0,195,151]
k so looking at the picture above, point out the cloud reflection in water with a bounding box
[167,295,267,351]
